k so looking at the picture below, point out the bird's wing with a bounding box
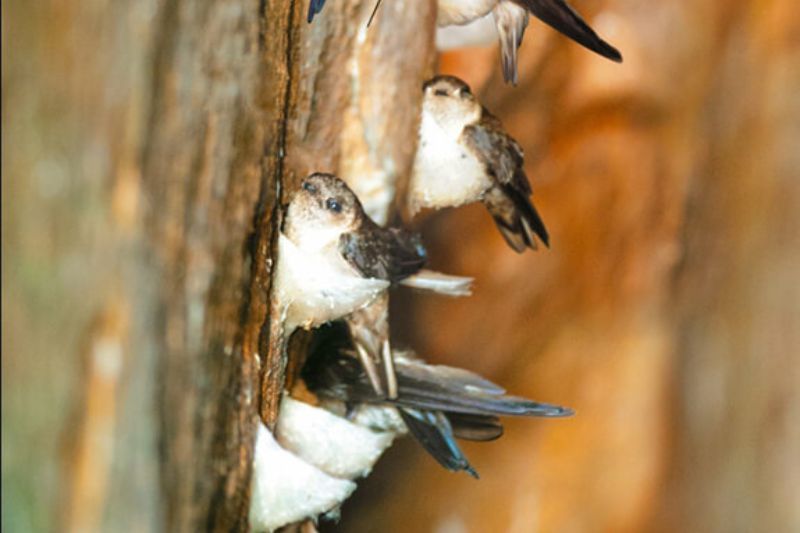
[462,111,525,190]
[339,224,426,283]
[307,0,326,23]
[394,355,507,395]
[462,113,549,251]
[398,408,479,477]
[302,334,573,477]
[394,379,572,418]
[307,345,572,419]
[307,0,386,26]
[512,0,622,61]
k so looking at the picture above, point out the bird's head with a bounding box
[284,173,364,249]
[422,75,481,127]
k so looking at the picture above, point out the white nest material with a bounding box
[249,424,356,532]
[249,397,403,532]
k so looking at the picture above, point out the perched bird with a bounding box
[301,322,573,477]
[306,0,621,84]
[409,75,549,252]
[275,173,471,395]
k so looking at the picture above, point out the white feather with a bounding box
[436,13,499,50]
[275,234,390,332]
[400,269,474,296]
[437,0,497,26]
[409,109,489,215]
[348,403,407,433]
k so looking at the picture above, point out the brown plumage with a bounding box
[282,173,471,400]
[410,75,549,252]
[462,109,550,250]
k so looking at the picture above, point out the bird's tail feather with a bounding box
[519,0,622,62]
[486,182,550,252]
[494,2,529,84]
[399,269,473,297]
[399,408,479,478]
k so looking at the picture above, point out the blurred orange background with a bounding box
[337,2,800,531]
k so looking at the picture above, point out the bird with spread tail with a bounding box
[302,322,573,478]
[249,323,572,531]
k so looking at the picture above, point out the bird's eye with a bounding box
[302,181,317,193]
[326,198,342,213]
[434,88,448,97]
[458,87,471,99]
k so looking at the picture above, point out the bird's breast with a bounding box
[409,116,490,214]
[437,0,498,26]
[275,235,389,332]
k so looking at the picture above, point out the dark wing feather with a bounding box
[463,112,524,186]
[393,356,507,396]
[448,413,504,441]
[393,383,573,418]
[305,346,573,419]
[307,0,326,23]
[339,224,426,283]
[462,113,549,251]
[302,336,573,477]
[514,0,622,62]
[398,408,479,478]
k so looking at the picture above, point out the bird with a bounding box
[306,0,621,84]
[275,172,471,396]
[250,323,572,529]
[438,0,622,84]
[409,75,549,252]
[301,322,573,477]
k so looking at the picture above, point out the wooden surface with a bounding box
[2,0,434,530]
[142,0,301,529]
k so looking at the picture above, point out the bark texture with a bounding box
[3,0,433,531]
[142,0,297,528]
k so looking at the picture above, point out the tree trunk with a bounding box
[3,0,434,531]
[141,0,295,528]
